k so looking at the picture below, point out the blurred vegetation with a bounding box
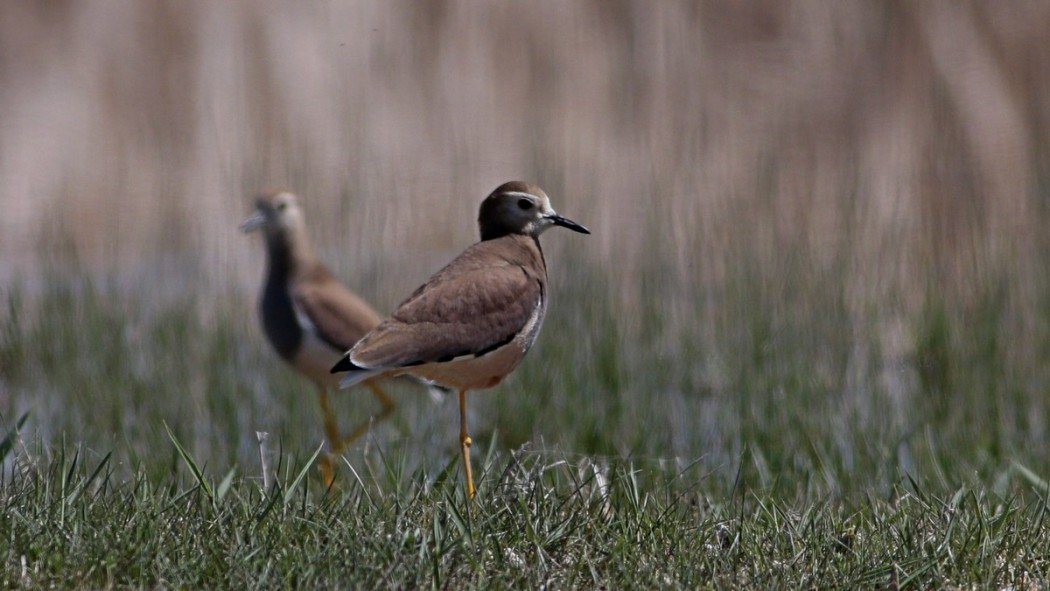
[4,257,1050,501]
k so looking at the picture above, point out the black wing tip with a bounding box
[330,356,362,374]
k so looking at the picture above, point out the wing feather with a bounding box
[349,246,543,370]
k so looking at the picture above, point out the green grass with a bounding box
[3,435,1049,588]
[3,268,1050,588]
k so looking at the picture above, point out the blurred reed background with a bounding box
[2,1,1050,494]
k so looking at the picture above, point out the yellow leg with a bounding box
[316,380,397,486]
[337,380,396,448]
[367,381,396,421]
[459,389,475,498]
[316,385,339,486]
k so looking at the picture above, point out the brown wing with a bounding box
[348,253,543,370]
[293,267,383,351]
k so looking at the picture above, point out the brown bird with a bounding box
[331,181,590,498]
[241,190,402,485]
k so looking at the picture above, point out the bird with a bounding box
[241,190,405,485]
[330,181,590,498]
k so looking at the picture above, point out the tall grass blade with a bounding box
[0,412,29,462]
[164,421,213,499]
[65,451,112,506]
[1012,461,1050,492]
[217,466,237,502]
[283,442,324,504]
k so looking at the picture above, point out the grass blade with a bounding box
[217,466,237,502]
[0,412,29,462]
[284,442,325,504]
[164,421,213,499]
[1012,461,1049,492]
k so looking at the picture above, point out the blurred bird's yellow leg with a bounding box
[366,381,396,419]
[316,385,340,486]
[317,386,341,448]
[459,389,475,498]
[315,382,396,486]
[337,381,395,448]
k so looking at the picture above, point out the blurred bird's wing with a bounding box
[293,268,383,352]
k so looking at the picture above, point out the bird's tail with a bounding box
[331,355,379,389]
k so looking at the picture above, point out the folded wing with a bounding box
[349,261,542,370]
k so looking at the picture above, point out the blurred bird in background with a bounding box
[241,190,438,485]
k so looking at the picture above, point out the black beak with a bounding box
[548,214,591,234]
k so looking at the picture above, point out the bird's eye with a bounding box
[276,202,288,211]
[517,198,533,210]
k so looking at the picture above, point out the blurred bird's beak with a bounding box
[239,210,267,233]
[547,213,590,234]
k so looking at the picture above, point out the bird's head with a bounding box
[477,181,590,241]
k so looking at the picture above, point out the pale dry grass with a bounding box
[2,1,1050,423]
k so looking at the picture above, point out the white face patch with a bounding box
[499,191,552,214]
[272,194,306,233]
[495,190,558,236]
[500,190,542,200]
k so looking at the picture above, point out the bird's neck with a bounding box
[500,233,547,276]
[265,230,317,281]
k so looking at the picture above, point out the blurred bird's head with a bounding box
[239,191,307,238]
